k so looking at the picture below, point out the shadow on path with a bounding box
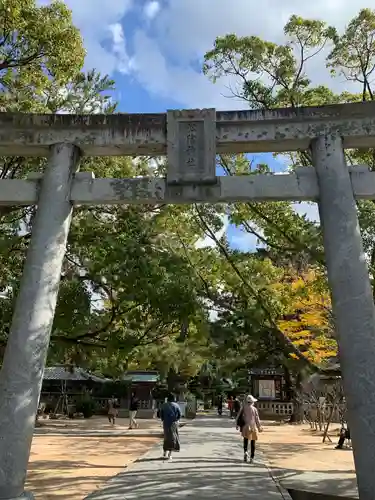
[85,461,282,499]
[274,467,358,499]
[85,416,284,499]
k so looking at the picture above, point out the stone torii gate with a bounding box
[0,103,375,499]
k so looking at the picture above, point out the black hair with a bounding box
[167,393,175,402]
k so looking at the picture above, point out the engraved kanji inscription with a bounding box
[167,109,216,184]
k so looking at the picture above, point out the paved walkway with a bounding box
[84,416,290,499]
[280,471,358,498]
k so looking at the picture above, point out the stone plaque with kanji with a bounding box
[167,108,216,184]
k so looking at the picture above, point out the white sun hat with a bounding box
[246,394,258,403]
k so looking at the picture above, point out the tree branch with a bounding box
[193,204,316,369]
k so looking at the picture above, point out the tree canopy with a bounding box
[4,3,375,398]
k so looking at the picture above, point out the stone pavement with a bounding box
[84,416,290,500]
[280,471,358,498]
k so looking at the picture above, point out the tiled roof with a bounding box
[43,366,108,382]
[122,371,159,383]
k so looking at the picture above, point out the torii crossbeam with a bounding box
[0,103,374,499]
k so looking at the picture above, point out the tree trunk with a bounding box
[283,365,294,401]
[289,371,305,423]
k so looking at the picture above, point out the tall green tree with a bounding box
[203,8,375,263]
[0,0,211,372]
[197,10,375,412]
[202,8,375,323]
[0,0,85,111]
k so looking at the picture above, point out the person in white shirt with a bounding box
[236,394,263,463]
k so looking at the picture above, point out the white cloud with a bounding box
[40,0,375,108]
[128,0,374,108]
[144,1,160,20]
[130,30,243,108]
[108,23,133,74]
[50,0,134,76]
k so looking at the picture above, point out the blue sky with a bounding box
[39,0,370,250]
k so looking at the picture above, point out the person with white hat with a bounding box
[236,394,263,463]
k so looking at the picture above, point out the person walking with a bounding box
[107,396,118,425]
[160,393,181,460]
[236,394,262,463]
[228,396,234,418]
[233,396,241,419]
[129,392,140,429]
[217,395,223,416]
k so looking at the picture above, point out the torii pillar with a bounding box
[312,135,375,500]
[0,144,81,499]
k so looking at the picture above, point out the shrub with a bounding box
[76,396,95,419]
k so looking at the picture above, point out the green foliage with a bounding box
[0,0,85,109]
[327,9,375,99]
[203,15,335,109]
[202,8,375,285]
[3,5,375,403]
[200,8,375,393]
[75,393,95,419]
[0,0,212,377]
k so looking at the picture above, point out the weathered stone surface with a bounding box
[2,102,375,499]
[73,172,320,204]
[0,113,166,157]
[0,144,81,499]
[3,168,375,206]
[167,108,216,184]
[1,102,375,156]
[312,135,375,500]
[0,180,39,206]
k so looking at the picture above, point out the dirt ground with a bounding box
[259,421,355,474]
[26,416,357,499]
[26,417,161,500]
[34,415,162,433]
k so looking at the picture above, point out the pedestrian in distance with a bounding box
[233,396,241,419]
[107,395,118,425]
[236,394,263,463]
[160,393,181,460]
[228,396,234,418]
[217,394,223,416]
[129,392,140,429]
